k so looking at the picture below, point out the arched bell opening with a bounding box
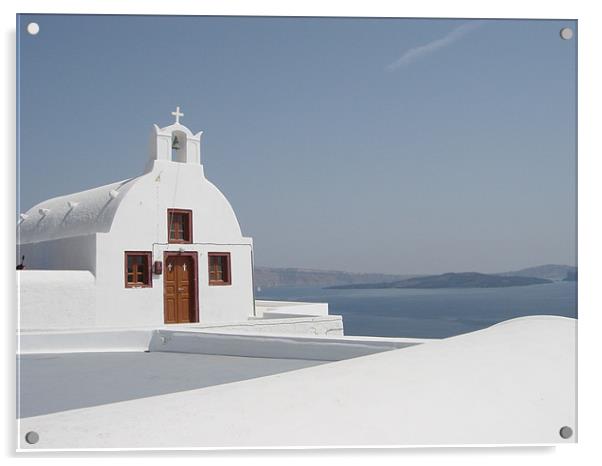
[171,130,188,163]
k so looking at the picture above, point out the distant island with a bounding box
[253,264,576,289]
[327,272,553,290]
[253,267,416,289]
[496,264,577,281]
[562,270,577,282]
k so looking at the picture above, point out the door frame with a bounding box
[163,251,199,323]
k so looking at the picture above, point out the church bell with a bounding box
[171,135,181,150]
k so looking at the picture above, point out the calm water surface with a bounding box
[256,282,577,338]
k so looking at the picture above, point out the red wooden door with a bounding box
[164,255,196,323]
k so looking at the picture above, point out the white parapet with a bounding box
[148,329,423,361]
[199,314,343,336]
[254,299,330,319]
[18,270,96,330]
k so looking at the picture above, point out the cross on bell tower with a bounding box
[171,106,184,124]
[148,107,203,166]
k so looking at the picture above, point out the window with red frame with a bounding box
[167,209,192,243]
[208,253,231,285]
[125,252,152,288]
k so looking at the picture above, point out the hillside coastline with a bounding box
[254,264,576,289]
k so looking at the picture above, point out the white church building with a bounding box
[17,108,339,333]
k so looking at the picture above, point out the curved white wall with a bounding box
[18,178,137,244]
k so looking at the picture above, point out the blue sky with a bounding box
[17,15,576,274]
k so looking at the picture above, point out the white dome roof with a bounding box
[18,177,138,244]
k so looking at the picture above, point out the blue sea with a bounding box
[256,282,577,338]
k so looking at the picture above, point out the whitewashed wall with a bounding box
[17,235,96,273]
[18,271,96,330]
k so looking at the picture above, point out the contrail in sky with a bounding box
[386,21,483,71]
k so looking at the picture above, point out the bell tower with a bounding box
[149,106,203,165]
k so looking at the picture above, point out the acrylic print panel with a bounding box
[16,15,577,450]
